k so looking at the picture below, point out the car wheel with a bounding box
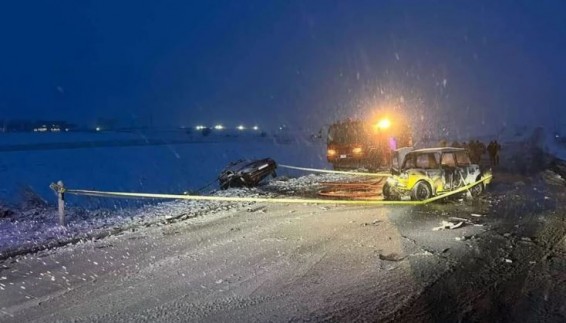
[411,181,432,201]
[470,182,484,197]
[382,182,398,200]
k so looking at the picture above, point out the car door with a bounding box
[440,152,459,189]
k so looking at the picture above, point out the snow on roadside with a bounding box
[0,173,350,260]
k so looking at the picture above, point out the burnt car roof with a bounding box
[409,147,466,154]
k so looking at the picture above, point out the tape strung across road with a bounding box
[64,175,493,206]
[278,164,391,177]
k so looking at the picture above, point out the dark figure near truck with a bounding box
[487,140,501,166]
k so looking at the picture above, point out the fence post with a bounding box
[50,181,66,226]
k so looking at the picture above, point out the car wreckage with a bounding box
[218,158,277,189]
[383,147,492,201]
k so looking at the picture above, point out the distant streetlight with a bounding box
[95,127,101,132]
[237,125,245,131]
[214,124,224,130]
[253,125,259,131]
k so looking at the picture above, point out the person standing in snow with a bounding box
[478,141,487,164]
[487,141,496,166]
[494,140,501,166]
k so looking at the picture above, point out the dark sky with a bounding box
[1,0,565,135]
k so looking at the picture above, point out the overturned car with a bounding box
[383,147,492,201]
[218,158,277,190]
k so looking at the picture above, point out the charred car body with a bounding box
[383,147,492,201]
[218,158,277,189]
[326,116,412,171]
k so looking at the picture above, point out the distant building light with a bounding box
[253,126,259,131]
[237,125,245,131]
[95,127,101,131]
[195,125,206,130]
[65,128,69,132]
[214,124,224,130]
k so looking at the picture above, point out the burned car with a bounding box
[383,147,492,200]
[218,158,277,189]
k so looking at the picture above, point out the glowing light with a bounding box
[327,149,337,156]
[214,124,224,130]
[95,127,101,131]
[252,126,259,131]
[195,125,206,130]
[237,125,245,131]
[376,118,391,130]
[352,147,363,154]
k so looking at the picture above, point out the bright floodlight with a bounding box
[214,124,224,130]
[376,118,391,130]
[237,125,245,131]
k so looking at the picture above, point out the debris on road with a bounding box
[449,216,472,223]
[379,253,406,262]
[433,221,464,231]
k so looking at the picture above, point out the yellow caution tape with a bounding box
[278,164,391,177]
[65,174,492,206]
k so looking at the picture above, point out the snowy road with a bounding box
[1,202,444,321]
[1,149,566,321]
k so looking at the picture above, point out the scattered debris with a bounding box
[433,221,464,231]
[247,206,267,213]
[379,253,406,262]
[0,205,14,219]
[361,220,381,227]
[455,235,474,241]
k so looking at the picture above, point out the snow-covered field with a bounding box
[0,132,327,204]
